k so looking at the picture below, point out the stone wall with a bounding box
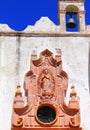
[0,17,90,130]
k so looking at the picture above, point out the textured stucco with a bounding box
[0,17,90,130]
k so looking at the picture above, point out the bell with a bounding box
[66,12,76,28]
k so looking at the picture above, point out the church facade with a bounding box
[0,0,90,130]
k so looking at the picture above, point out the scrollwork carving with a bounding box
[12,114,23,127]
[69,117,80,127]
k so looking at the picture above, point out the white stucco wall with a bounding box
[0,17,90,130]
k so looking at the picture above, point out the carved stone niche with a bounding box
[11,49,82,130]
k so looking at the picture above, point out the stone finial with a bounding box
[15,83,22,97]
[55,48,62,62]
[55,48,62,56]
[31,49,37,60]
[70,85,77,97]
[69,85,79,109]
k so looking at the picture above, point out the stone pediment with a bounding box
[40,49,53,56]
[31,49,61,67]
[11,49,81,130]
[32,49,62,67]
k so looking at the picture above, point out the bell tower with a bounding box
[58,0,86,32]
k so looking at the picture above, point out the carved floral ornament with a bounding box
[11,49,82,130]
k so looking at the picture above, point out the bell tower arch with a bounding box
[58,0,86,32]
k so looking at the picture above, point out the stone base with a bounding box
[11,127,82,130]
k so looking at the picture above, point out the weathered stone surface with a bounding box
[0,17,90,130]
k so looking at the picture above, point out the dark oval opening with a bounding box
[37,106,56,123]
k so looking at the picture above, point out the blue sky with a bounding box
[0,0,89,31]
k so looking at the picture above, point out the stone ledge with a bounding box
[0,31,90,37]
[11,127,82,130]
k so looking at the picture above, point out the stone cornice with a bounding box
[0,31,90,37]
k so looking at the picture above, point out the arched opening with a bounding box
[65,5,79,32]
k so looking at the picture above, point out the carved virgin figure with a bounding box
[38,69,55,99]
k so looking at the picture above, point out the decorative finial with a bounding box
[55,48,62,56]
[15,83,22,97]
[70,85,77,97]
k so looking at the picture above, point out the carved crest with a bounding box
[11,49,81,130]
